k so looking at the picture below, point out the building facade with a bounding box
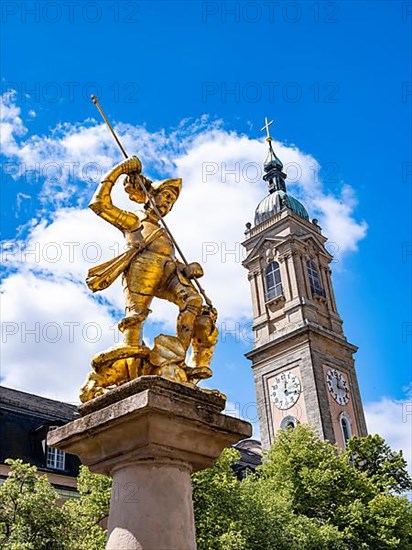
[242,129,367,450]
[0,386,81,498]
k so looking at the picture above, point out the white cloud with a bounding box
[0,271,117,403]
[1,92,368,401]
[365,396,412,476]
[1,91,367,258]
[313,185,368,255]
[0,91,27,156]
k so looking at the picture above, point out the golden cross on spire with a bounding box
[261,116,274,141]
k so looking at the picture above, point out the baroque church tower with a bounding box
[242,120,367,450]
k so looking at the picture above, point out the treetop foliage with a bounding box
[193,426,412,549]
[0,459,110,550]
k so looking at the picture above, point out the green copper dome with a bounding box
[254,190,309,225]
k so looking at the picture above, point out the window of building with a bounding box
[265,261,283,301]
[339,412,352,449]
[307,259,325,297]
[280,416,298,430]
[46,446,65,470]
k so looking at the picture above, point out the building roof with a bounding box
[0,386,78,421]
[232,439,262,479]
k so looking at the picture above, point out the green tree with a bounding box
[192,445,345,549]
[62,465,111,550]
[193,426,412,549]
[0,460,110,550]
[345,434,412,494]
[262,426,412,548]
[0,459,67,549]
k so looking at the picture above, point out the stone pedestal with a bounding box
[47,376,252,550]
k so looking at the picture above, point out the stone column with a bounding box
[48,376,252,550]
[255,267,266,309]
[278,253,292,301]
[290,249,308,299]
[248,270,262,317]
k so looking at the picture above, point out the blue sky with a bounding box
[1,1,411,458]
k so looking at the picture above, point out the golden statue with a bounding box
[79,103,219,403]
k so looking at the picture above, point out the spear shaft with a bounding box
[92,95,128,159]
[91,95,212,307]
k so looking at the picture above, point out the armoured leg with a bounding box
[157,276,203,354]
[191,307,218,369]
[118,311,149,347]
[121,252,165,347]
[176,294,203,351]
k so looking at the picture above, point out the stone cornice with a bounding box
[245,323,357,364]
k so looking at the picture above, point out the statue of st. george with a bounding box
[80,156,218,402]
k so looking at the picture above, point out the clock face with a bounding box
[271,371,301,410]
[326,368,350,405]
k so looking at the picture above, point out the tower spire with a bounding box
[260,116,286,194]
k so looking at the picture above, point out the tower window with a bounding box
[280,416,298,430]
[339,412,352,449]
[307,259,325,297]
[265,261,283,301]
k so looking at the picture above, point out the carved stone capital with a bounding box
[278,253,290,263]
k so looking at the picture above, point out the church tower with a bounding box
[242,119,367,450]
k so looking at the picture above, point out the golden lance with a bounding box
[91,95,212,307]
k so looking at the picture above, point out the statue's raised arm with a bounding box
[89,156,143,232]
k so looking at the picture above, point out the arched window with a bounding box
[307,259,325,297]
[265,261,283,301]
[339,412,352,449]
[280,416,298,430]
